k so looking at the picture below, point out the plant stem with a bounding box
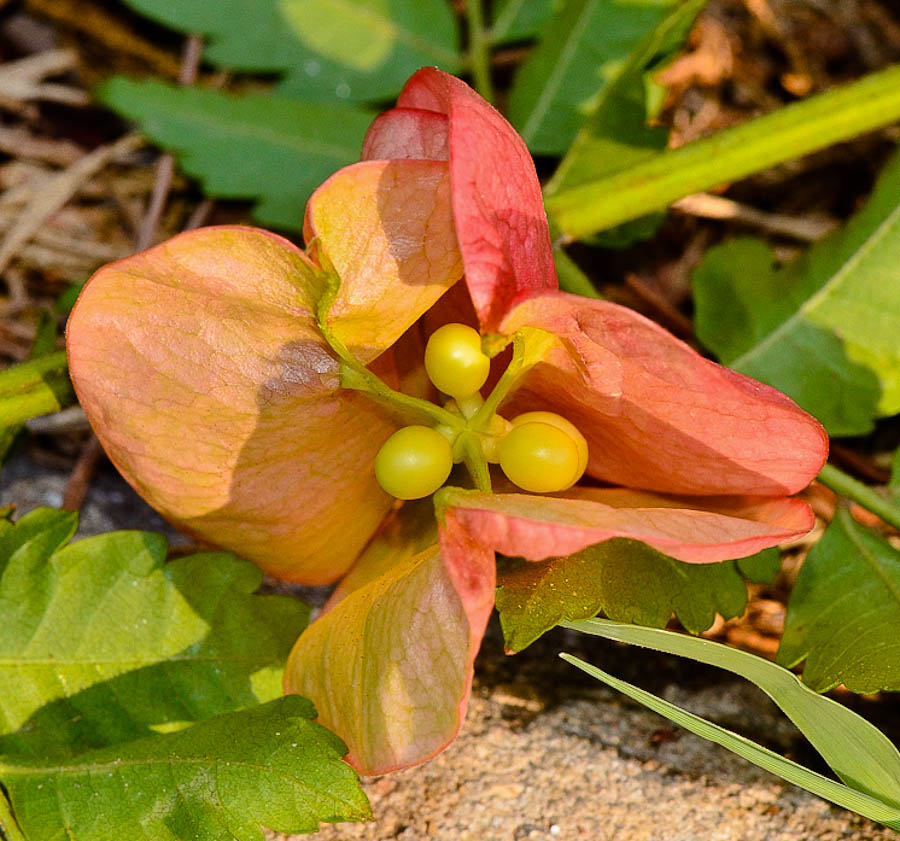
[466,0,494,103]
[0,790,25,841]
[546,63,900,240]
[817,463,900,532]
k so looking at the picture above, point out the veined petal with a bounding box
[439,487,815,564]
[501,292,828,496]
[284,515,494,775]
[305,159,463,363]
[392,68,557,331]
[66,226,396,584]
[362,107,449,161]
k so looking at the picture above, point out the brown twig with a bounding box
[624,273,695,339]
[61,435,102,511]
[673,193,837,242]
[134,35,203,252]
[830,442,891,485]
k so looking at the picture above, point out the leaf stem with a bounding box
[0,790,25,841]
[817,463,900,532]
[466,0,494,103]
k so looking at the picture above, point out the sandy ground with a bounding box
[3,456,897,841]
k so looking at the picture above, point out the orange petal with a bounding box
[439,486,815,564]
[284,514,494,774]
[66,226,396,584]
[501,292,828,496]
[391,68,557,331]
[304,159,464,363]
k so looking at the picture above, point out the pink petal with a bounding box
[500,292,828,496]
[67,226,396,584]
[362,107,449,161]
[440,486,815,564]
[304,159,463,363]
[389,68,557,331]
[284,514,494,774]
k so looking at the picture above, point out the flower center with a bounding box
[372,323,588,500]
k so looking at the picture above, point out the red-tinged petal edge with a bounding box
[66,226,397,584]
[500,291,828,497]
[362,107,449,161]
[439,486,815,564]
[284,514,494,775]
[390,68,557,330]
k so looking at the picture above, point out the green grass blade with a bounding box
[561,653,900,830]
[546,64,900,239]
[562,618,900,809]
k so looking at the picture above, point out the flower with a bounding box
[66,68,827,775]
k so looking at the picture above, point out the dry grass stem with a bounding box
[0,132,142,275]
[674,192,838,241]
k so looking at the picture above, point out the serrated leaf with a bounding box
[777,508,900,693]
[120,0,459,103]
[491,0,557,43]
[508,0,704,155]
[1,696,371,841]
[562,651,900,830]
[98,78,375,229]
[0,508,310,760]
[564,619,900,815]
[495,538,748,652]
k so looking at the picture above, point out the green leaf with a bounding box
[1,696,371,841]
[544,63,900,239]
[563,618,900,813]
[0,508,310,759]
[546,0,705,190]
[736,547,781,584]
[491,0,557,43]
[508,0,702,155]
[693,148,900,435]
[562,651,900,830]
[0,351,73,429]
[777,507,900,693]
[1,311,60,467]
[120,0,459,103]
[891,448,900,505]
[495,538,749,653]
[98,78,375,230]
